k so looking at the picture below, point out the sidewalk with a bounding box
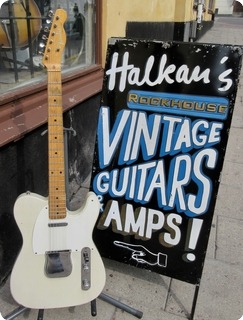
[0,17,242,320]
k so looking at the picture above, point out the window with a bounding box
[0,0,97,94]
[0,0,102,147]
[208,0,215,11]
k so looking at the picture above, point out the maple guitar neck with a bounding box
[47,66,66,220]
[43,10,67,221]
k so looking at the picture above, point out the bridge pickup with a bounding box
[45,250,72,278]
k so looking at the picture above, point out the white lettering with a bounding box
[106,52,220,92]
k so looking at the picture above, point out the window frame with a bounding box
[0,0,103,147]
[208,0,215,13]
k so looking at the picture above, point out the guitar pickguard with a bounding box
[32,205,92,254]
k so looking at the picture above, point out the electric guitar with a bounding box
[10,9,106,309]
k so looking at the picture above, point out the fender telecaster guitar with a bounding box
[10,9,105,309]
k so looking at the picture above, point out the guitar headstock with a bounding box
[42,9,67,70]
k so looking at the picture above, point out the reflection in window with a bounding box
[208,0,214,10]
[0,0,96,94]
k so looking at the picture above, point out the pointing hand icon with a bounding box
[114,241,167,267]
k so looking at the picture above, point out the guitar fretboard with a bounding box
[48,67,66,220]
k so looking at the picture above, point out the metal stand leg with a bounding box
[90,299,97,317]
[4,295,143,320]
[99,292,143,319]
[189,283,200,320]
[4,293,143,320]
[37,309,44,320]
[4,306,29,320]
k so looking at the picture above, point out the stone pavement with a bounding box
[0,16,242,320]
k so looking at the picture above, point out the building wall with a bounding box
[101,0,215,65]
[215,0,234,15]
[101,0,176,64]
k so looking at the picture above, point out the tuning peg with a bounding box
[42,35,48,41]
[38,41,44,51]
[48,10,54,17]
[43,26,49,33]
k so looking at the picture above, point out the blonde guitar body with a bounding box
[10,191,105,309]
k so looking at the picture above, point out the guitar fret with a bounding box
[49,205,66,209]
[49,181,65,185]
[49,203,66,207]
[49,170,65,174]
[48,152,65,156]
[49,170,65,178]
[49,195,66,199]
[49,202,66,206]
[49,157,65,161]
[48,159,65,163]
[49,173,65,176]
[49,216,66,220]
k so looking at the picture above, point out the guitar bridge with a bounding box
[81,247,91,290]
[45,250,72,278]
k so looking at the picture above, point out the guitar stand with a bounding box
[4,293,143,320]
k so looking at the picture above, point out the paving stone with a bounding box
[225,127,243,164]
[194,259,243,320]
[215,183,243,220]
[220,161,243,188]
[216,216,243,266]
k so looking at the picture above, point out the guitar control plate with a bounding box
[81,247,91,290]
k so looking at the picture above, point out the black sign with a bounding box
[91,39,242,284]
